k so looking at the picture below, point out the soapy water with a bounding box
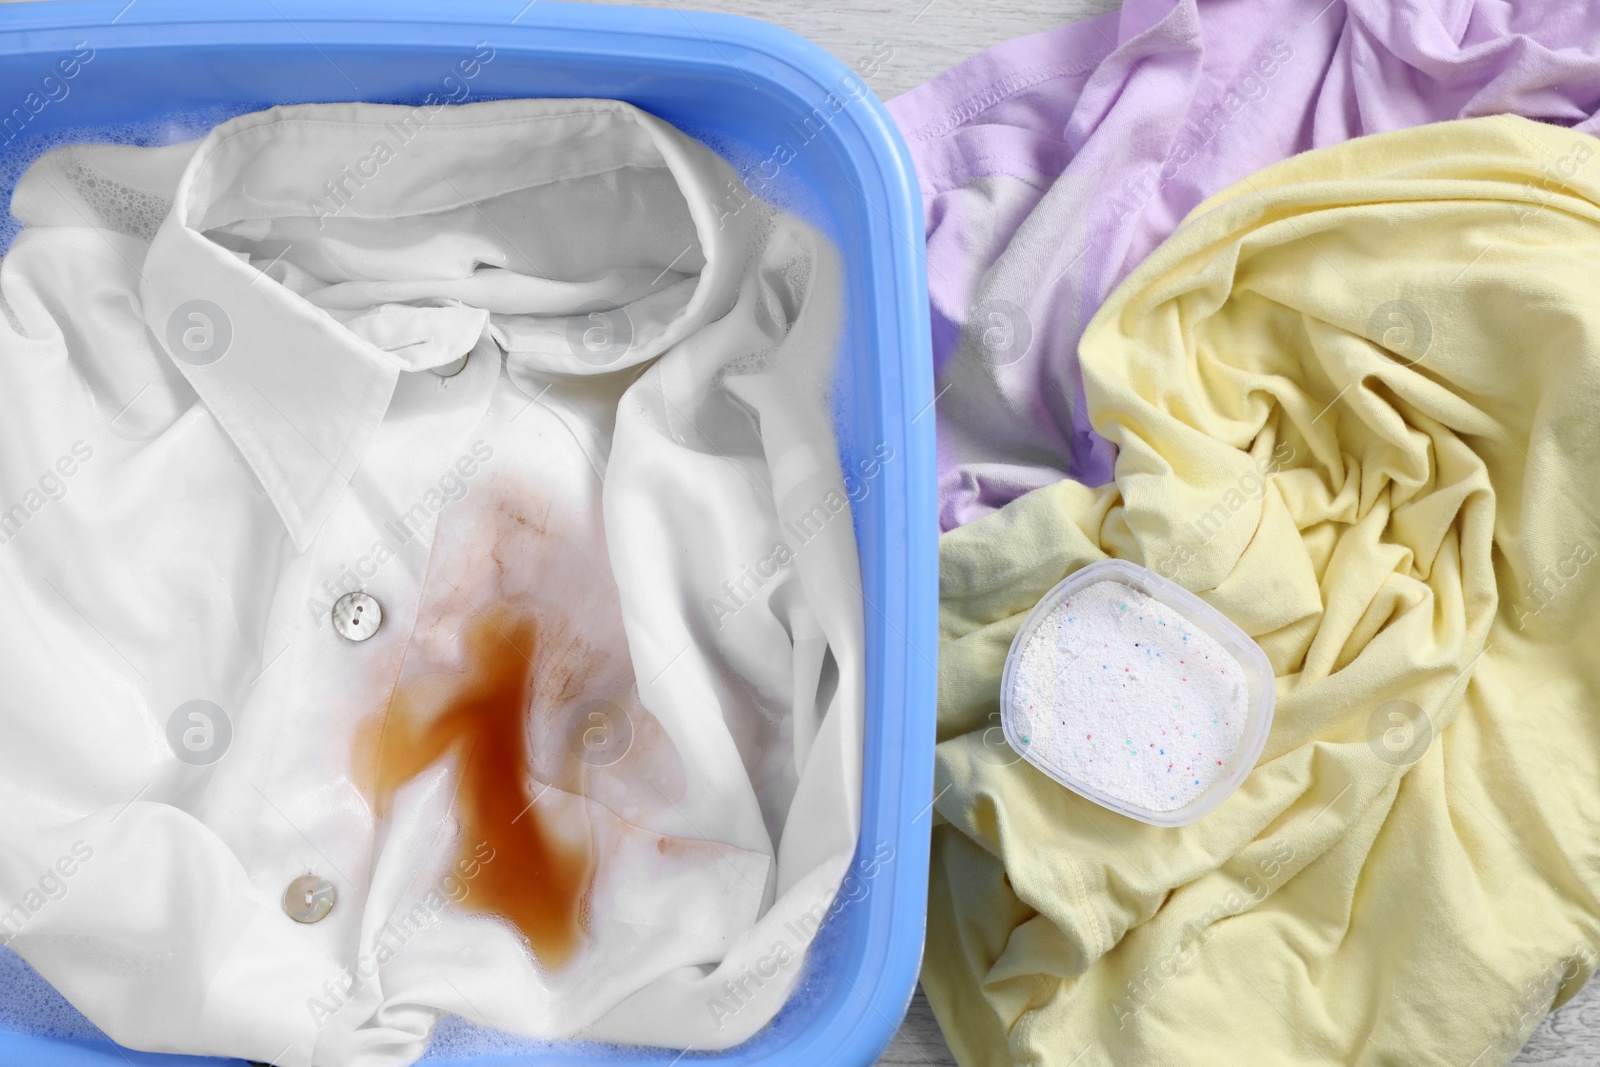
[0,900,856,1061]
[0,104,254,253]
[0,104,874,1060]
[0,947,99,1042]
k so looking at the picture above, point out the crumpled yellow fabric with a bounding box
[929,115,1600,1067]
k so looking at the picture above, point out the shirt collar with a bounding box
[139,98,749,551]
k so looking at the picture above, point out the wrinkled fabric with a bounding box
[889,0,1600,530]
[0,98,863,1067]
[929,116,1600,1067]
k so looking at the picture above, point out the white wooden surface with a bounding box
[585,0,1121,100]
[574,1,1600,1064]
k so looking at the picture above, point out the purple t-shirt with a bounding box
[889,0,1600,530]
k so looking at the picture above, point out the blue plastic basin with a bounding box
[0,2,936,1064]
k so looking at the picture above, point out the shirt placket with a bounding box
[209,333,502,1045]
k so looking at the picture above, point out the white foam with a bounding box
[0,104,245,252]
[0,945,103,1041]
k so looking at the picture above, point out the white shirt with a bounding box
[0,97,863,1067]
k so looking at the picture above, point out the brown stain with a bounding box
[363,606,595,971]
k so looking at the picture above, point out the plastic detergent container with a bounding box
[1000,559,1275,828]
[0,2,936,1065]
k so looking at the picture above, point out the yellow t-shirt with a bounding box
[932,114,1600,1067]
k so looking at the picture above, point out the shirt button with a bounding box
[283,874,336,923]
[432,352,470,377]
[332,591,382,642]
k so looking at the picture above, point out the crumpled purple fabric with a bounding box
[889,0,1600,531]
